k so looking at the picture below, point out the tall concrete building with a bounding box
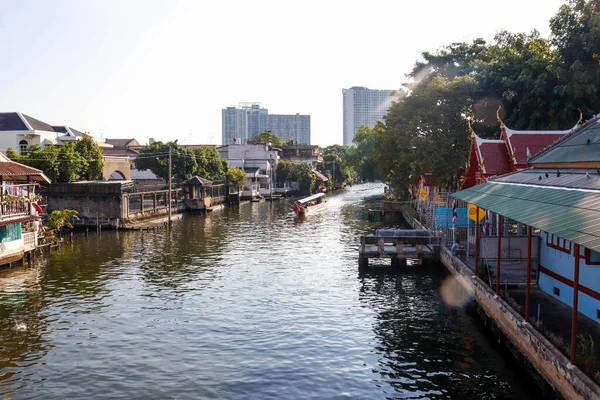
[343,86,396,145]
[222,103,310,145]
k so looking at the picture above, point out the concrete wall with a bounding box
[539,231,600,323]
[103,157,131,180]
[441,248,600,400]
[47,195,122,220]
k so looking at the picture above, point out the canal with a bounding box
[0,183,538,399]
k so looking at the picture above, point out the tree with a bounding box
[56,143,87,183]
[189,146,228,180]
[322,145,353,185]
[47,209,79,234]
[276,160,315,194]
[224,167,246,189]
[247,130,284,146]
[134,141,197,182]
[550,0,600,122]
[345,125,381,182]
[75,133,105,180]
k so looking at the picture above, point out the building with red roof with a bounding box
[461,117,578,189]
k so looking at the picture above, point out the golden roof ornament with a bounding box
[468,119,476,139]
[578,108,583,124]
[496,106,504,129]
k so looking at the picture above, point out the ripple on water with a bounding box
[0,184,534,399]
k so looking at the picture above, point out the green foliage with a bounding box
[345,124,382,182]
[189,146,228,180]
[134,141,197,181]
[323,145,354,184]
[247,130,284,146]
[75,133,105,180]
[47,209,79,232]
[56,143,87,183]
[374,2,600,191]
[576,332,596,372]
[276,160,315,194]
[135,142,228,182]
[7,140,96,183]
[224,167,246,188]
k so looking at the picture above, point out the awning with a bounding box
[0,215,39,227]
[452,181,600,252]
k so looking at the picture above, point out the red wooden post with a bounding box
[525,226,532,322]
[496,214,502,295]
[571,243,581,365]
[475,206,480,275]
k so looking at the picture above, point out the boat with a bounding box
[292,193,327,216]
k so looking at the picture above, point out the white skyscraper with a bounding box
[342,86,396,145]
[222,103,310,145]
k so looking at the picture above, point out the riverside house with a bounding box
[0,152,50,266]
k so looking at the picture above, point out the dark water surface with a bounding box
[0,183,537,399]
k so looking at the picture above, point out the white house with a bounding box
[0,112,111,154]
[218,144,279,198]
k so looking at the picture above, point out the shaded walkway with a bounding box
[457,249,600,377]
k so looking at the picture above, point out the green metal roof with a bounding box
[532,122,600,164]
[452,182,600,252]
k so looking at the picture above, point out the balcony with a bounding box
[0,199,32,218]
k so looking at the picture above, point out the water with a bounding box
[0,183,536,399]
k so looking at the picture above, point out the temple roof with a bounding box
[474,135,511,176]
[504,126,572,165]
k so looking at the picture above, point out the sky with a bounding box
[0,0,568,147]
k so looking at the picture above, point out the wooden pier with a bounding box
[358,229,441,269]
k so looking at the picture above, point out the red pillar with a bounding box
[475,206,480,275]
[571,243,581,365]
[496,214,502,295]
[525,226,532,322]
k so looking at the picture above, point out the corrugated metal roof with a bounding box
[494,168,600,190]
[0,158,51,184]
[452,181,600,252]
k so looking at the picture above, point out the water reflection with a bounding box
[0,183,535,399]
[359,270,525,399]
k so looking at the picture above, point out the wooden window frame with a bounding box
[546,233,572,254]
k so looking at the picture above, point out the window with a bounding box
[553,287,560,296]
[19,140,28,154]
[585,248,600,265]
[546,233,571,254]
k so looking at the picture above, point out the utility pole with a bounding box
[168,146,172,226]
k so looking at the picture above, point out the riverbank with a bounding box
[400,207,600,399]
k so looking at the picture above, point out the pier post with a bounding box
[358,257,368,269]
[571,243,581,365]
[496,214,502,295]
[475,206,480,275]
[525,226,532,322]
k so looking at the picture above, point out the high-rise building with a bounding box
[222,103,310,145]
[343,86,396,145]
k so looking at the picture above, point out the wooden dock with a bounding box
[358,229,441,268]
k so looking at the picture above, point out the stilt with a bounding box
[358,257,368,269]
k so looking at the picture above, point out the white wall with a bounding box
[0,129,60,153]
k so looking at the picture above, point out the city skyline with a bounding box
[0,0,567,147]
